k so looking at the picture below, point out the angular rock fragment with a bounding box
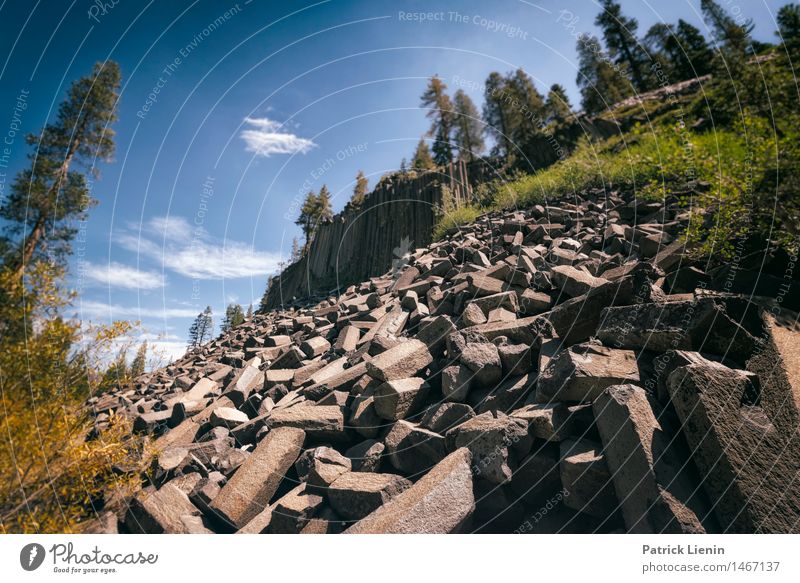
[559,438,619,520]
[125,484,211,534]
[209,427,305,530]
[374,377,429,420]
[345,448,475,533]
[420,402,475,434]
[267,483,325,533]
[209,407,249,429]
[667,361,800,533]
[384,420,447,476]
[459,342,502,387]
[440,364,473,402]
[593,384,706,533]
[295,446,352,489]
[445,411,529,484]
[365,339,433,382]
[345,439,385,472]
[327,472,412,521]
[267,405,346,441]
[537,343,639,403]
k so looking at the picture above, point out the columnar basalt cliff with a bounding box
[264,160,496,310]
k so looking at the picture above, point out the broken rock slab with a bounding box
[125,484,211,534]
[667,361,800,533]
[209,427,305,530]
[327,472,412,521]
[268,483,325,534]
[446,411,529,485]
[536,343,640,403]
[345,448,475,534]
[373,377,430,421]
[559,438,620,520]
[593,384,706,533]
[365,339,433,382]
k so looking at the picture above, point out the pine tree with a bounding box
[99,346,129,393]
[645,20,713,82]
[595,0,652,91]
[399,158,408,174]
[350,170,368,210]
[452,90,485,161]
[420,76,455,165]
[130,341,147,378]
[187,306,213,348]
[701,0,753,58]
[576,34,632,115]
[777,3,800,52]
[507,69,547,138]
[221,303,244,332]
[483,71,521,163]
[290,237,302,262]
[544,84,573,126]
[411,138,435,170]
[296,191,319,247]
[317,184,333,222]
[1,62,120,282]
[246,304,253,319]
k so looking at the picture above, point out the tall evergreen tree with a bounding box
[576,34,632,115]
[296,190,319,247]
[317,184,333,222]
[507,69,547,139]
[646,20,713,81]
[411,138,435,170]
[777,3,800,52]
[701,0,753,58]
[544,84,573,126]
[246,303,253,319]
[130,341,147,378]
[350,170,368,210]
[483,71,517,162]
[290,236,302,262]
[221,303,244,332]
[1,62,120,281]
[420,76,455,165]
[187,306,213,348]
[595,0,651,91]
[452,90,485,161]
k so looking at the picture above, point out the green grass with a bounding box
[432,205,482,240]
[435,53,799,261]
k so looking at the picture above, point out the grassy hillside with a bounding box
[435,50,799,263]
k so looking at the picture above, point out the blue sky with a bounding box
[0,0,788,361]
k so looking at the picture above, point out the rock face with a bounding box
[87,187,800,534]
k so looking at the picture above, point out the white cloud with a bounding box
[76,300,200,320]
[116,216,283,280]
[80,261,165,290]
[240,116,317,157]
[147,215,194,241]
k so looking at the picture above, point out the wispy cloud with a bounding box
[76,300,200,320]
[80,261,165,289]
[117,216,283,280]
[240,116,317,157]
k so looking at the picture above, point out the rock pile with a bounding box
[87,191,800,534]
